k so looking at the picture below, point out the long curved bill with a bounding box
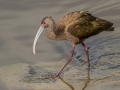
[33,25,44,54]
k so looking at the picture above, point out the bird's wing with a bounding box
[65,12,113,39]
[57,10,91,26]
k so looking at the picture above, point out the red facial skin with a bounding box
[41,22,46,27]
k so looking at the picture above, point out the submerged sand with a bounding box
[0,62,120,90]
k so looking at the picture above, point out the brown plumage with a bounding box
[41,10,113,44]
[33,10,114,77]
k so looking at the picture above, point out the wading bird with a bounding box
[33,10,114,77]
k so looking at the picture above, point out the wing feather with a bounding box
[57,10,113,39]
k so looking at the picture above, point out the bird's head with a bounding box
[33,16,54,54]
[41,16,53,28]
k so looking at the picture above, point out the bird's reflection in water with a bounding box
[58,76,75,90]
[81,69,90,90]
[58,69,91,90]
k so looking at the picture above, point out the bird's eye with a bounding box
[43,22,46,24]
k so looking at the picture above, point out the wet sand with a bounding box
[0,0,120,90]
[0,62,120,90]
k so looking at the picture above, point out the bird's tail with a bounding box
[104,27,114,31]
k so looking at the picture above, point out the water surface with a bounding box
[0,0,120,90]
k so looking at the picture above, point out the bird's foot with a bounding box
[52,74,59,78]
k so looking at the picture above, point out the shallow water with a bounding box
[0,0,120,90]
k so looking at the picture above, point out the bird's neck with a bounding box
[46,22,66,41]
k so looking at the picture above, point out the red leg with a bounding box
[81,42,90,68]
[55,45,75,77]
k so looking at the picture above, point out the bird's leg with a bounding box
[55,45,75,77]
[81,42,90,68]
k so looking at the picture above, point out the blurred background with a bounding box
[0,0,120,90]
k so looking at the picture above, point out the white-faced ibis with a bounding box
[33,10,114,77]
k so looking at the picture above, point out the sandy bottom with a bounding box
[0,62,120,90]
